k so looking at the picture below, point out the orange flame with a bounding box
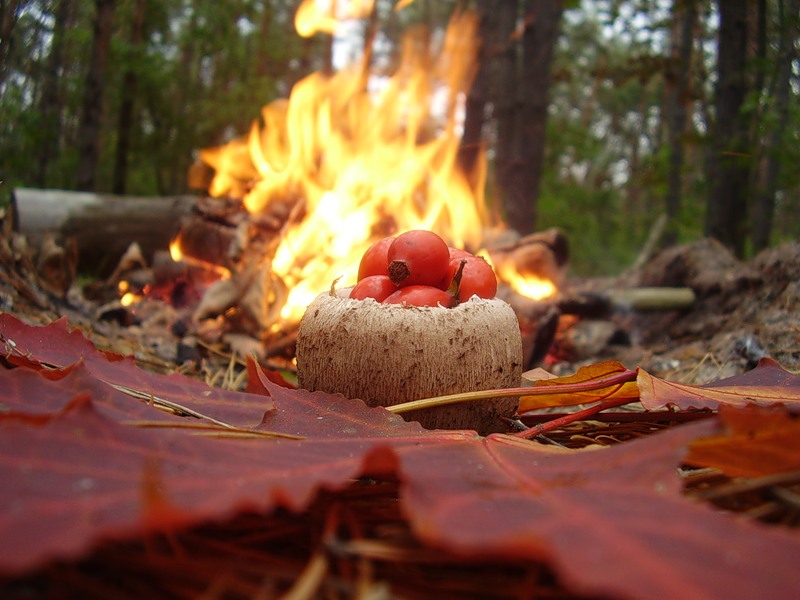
[295,0,377,37]
[482,253,557,302]
[496,264,557,301]
[201,9,496,324]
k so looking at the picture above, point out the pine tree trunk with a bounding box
[705,0,751,257]
[458,0,496,190]
[35,0,73,187]
[75,0,116,192]
[752,0,799,250]
[492,0,523,229]
[0,0,22,90]
[112,0,146,195]
[503,0,562,235]
[664,0,697,246]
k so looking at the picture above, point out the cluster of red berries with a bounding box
[350,230,498,307]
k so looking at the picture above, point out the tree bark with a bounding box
[752,0,799,251]
[75,0,116,192]
[36,0,74,188]
[458,0,496,190]
[505,0,562,235]
[705,0,751,257]
[663,0,697,246]
[463,1,562,236]
[112,0,146,194]
[0,0,22,90]
[491,1,523,228]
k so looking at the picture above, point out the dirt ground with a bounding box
[553,238,800,384]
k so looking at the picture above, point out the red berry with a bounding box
[448,247,474,261]
[387,230,450,288]
[383,285,455,308]
[357,237,394,281]
[446,256,497,301]
[349,275,398,302]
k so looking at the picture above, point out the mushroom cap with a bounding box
[296,291,523,434]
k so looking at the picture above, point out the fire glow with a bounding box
[196,3,555,326]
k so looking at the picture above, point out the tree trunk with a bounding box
[75,0,116,192]
[663,0,697,246]
[458,0,495,191]
[752,0,799,251]
[35,0,73,188]
[492,0,523,229]
[505,0,562,235]
[705,0,751,257]
[0,0,22,90]
[112,0,146,195]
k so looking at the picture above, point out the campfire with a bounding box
[165,4,564,353]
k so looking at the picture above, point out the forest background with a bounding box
[0,0,798,276]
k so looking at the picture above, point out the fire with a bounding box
[481,253,558,302]
[169,239,183,263]
[295,0,376,37]
[496,263,557,301]
[118,281,141,307]
[196,4,555,328]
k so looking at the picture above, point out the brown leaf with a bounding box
[519,360,639,411]
[685,405,800,477]
[638,358,800,411]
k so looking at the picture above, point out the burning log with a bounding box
[487,227,570,292]
[12,188,195,273]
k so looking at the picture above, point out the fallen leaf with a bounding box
[685,405,800,477]
[519,361,639,411]
[245,355,296,393]
[3,318,800,600]
[638,358,800,411]
[0,394,404,575]
[0,314,274,427]
[399,421,800,600]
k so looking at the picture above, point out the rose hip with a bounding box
[383,285,455,308]
[387,230,450,288]
[448,247,474,261]
[350,275,398,302]
[357,236,394,281]
[446,255,497,301]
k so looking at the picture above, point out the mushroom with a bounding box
[296,290,523,434]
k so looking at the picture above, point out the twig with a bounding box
[107,382,238,430]
[123,420,303,440]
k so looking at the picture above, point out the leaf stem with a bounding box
[385,369,638,415]
[514,396,633,439]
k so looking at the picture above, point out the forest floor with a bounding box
[2,224,799,599]
[559,237,800,384]
[2,220,798,395]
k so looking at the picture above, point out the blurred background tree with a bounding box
[1,0,798,274]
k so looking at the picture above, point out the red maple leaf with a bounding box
[2,314,800,599]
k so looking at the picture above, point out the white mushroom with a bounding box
[296,290,523,434]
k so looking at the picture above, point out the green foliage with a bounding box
[0,0,797,273]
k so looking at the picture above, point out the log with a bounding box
[12,188,197,274]
[606,287,696,311]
